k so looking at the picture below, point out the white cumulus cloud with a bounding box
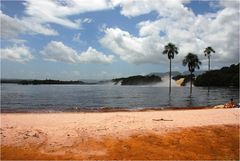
[1,0,110,38]
[100,27,167,64]
[40,41,114,64]
[0,45,33,63]
[0,11,58,38]
[100,0,239,67]
[79,47,114,64]
[22,0,112,29]
[111,0,192,18]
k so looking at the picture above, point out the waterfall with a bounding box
[154,76,179,87]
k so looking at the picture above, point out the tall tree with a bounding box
[162,43,178,94]
[204,47,215,71]
[183,53,202,95]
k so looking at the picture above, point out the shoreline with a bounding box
[0,105,215,113]
[1,108,239,160]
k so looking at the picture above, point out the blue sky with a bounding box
[1,0,239,80]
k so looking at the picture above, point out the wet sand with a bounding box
[1,108,239,160]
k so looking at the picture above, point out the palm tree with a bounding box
[204,47,215,71]
[182,53,201,95]
[162,43,178,94]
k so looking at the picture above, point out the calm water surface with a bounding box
[1,84,239,112]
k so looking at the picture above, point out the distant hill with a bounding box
[112,75,162,85]
[147,71,181,77]
[183,70,206,76]
[97,80,113,84]
[148,71,205,78]
[194,64,239,87]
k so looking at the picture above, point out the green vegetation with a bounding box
[183,53,202,95]
[162,42,179,94]
[195,64,239,87]
[112,75,162,85]
[18,79,86,85]
[1,79,24,84]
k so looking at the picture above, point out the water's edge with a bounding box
[1,106,214,113]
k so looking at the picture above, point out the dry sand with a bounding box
[1,108,239,160]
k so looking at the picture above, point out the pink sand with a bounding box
[1,108,239,148]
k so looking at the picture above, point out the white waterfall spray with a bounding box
[154,76,179,87]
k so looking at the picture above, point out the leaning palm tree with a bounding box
[182,53,202,95]
[162,43,178,94]
[204,47,215,71]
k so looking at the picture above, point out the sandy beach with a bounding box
[1,108,239,160]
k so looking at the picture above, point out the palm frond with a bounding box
[182,53,201,72]
[162,42,178,59]
[162,50,168,55]
[204,46,215,56]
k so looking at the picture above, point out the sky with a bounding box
[0,0,239,80]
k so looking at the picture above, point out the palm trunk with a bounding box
[190,72,193,95]
[208,56,210,88]
[208,56,210,71]
[169,58,171,95]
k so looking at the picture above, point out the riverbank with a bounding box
[1,108,239,160]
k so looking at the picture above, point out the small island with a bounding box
[171,63,239,87]
[112,75,162,85]
[194,64,239,87]
[18,79,88,85]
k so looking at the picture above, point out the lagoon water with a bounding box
[1,84,239,112]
